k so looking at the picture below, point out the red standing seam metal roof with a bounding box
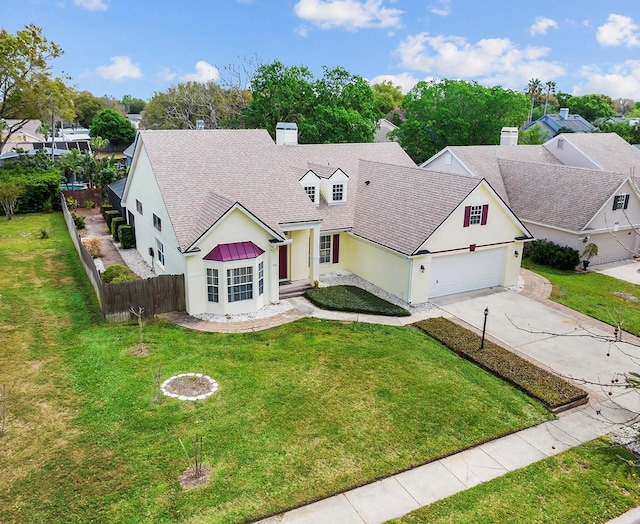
[203,241,265,262]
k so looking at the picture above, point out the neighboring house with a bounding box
[421,131,640,264]
[524,108,596,141]
[374,118,398,143]
[120,127,531,316]
[604,116,639,127]
[0,119,46,154]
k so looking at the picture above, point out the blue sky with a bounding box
[4,0,640,102]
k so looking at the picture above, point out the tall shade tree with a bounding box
[565,94,616,123]
[394,79,529,164]
[72,91,108,128]
[372,81,404,117]
[89,108,135,144]
[0,24,72,152]
[121,94,146,114]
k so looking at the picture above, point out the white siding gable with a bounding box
[299,170,321,206]
[319,169,349,205]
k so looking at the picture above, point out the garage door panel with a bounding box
[430,249,504,298]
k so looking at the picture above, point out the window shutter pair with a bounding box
[463,205,489,227]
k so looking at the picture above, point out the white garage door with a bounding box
[429,248,505,298]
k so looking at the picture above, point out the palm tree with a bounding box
[526,78,542,123]
[90,135,110,159]
[543,81,556,116]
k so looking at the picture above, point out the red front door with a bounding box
[279,245,288,281]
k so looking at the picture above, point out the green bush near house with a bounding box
[414,317,588,409]
[118,225,135,249]
[101,203,113,216]
[528,239,580,270]
[110,216,125,240]
[71,212,85,229]
[305,285,411,316]
[101,263,135,283]
[104,209,120,230]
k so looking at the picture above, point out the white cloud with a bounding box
[429,0,451,17]
[293,0,402,30]
[181,61,220,82]
[74,0,108,11]
[369,72,421,93]
[530,17,558,36]
[157,67,177,82]
[575,60,640,99]
[96,56,142,81]
[394,33,564,90]
[295,24,309,37]
[597,14,640,47]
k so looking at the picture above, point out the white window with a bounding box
[156,239,165,266]
[136,199,143,214]
[304,186,316,203]
[320,235,332,264]
[258,262,264,295]
[153,213,162,231]
[613,194,629,210]
[227,266,253,302]
[332,184,344,202]
[206,268,219,303]
[469,205,483,225]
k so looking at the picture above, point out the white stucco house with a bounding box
[420,132,640,265]
[120,126,531,316]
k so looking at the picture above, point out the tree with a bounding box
[72,91,108,128]
[393,79,529,163]
[566,94,615,123]
[0,181,22,220]
[598,122,640,145]
[121,95,146,114]
[89,108,135,144]
[0,25,70,152]
[57,149,86,185]
[372,81,404,117]
[543,81,556,116]
[519,124,548,145]
[525,78,542,123]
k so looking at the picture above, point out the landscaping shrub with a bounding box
[101,264,135,283]
[305,285,411,316]
[528,239,580,270]
[111,216,125,240]
[84,199,95,209]
[82,237,102,258]
[71,212,86,229]
[65,196,78,210]
[414,317,588,409]
[104,209,121,230]
[118,225,135,249]
[101,203,114,216]
[0,165,62,214]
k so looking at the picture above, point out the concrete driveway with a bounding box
[431,288,640,414]
[593,260,640,285]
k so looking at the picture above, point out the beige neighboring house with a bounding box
[119,125,531,316]
[0,120,46,154]
[421,131,640,264]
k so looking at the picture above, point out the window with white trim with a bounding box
[136,199,143,214]
[320,235,332,264]
[227,266,253,302]
[469,205,483,225]
[156,239,165,265]
[613,194,630,210]
[153,213,162,231]
[304,186,316,203]
[258,262,264,295]
[332,184,344,202]
[206,268,219,303]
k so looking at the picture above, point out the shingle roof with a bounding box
[353,161,480,255]
[498,158,627,231]
[136,130,416,251]
[556,133,640,176]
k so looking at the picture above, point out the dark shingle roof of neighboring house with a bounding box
[353,161,480,255]
[135,129,417,251]
[107,177,127,199]
[499,158,628,232]
[525,110,596,140]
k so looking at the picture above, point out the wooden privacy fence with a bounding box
[61,194,186,322]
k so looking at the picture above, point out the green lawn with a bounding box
[390,440,640,524]
[0,213,553,523]
[522,259,640,336]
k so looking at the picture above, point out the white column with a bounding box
[309,225,321,285]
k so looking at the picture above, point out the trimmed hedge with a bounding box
[101,203,114,215]
[119,225,135,249]
[104,209,121,230]
[111,216,125,240]
[101,264,136,283]
[305,285,411,316]
[414,317,587,410]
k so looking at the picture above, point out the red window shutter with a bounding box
[463,206,471,227]
[332,234,340,264]
[481,204,489,225]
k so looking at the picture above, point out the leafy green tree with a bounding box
[0,25,72,151]
[519,124,548,145]
[394,79,529,163]
[598,122,640,145]
[57,149,85,185]
[372,81,404,116]
[89,108,135,144]
[566,94,615,123]
[96,157,125,188]
[121,95,146,114]
[0,181,23,220]
[72,91,108,128]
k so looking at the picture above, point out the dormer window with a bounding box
[305,186,316,203]
[332,184,344,202]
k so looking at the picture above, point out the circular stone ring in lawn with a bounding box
[160,373,219,401]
